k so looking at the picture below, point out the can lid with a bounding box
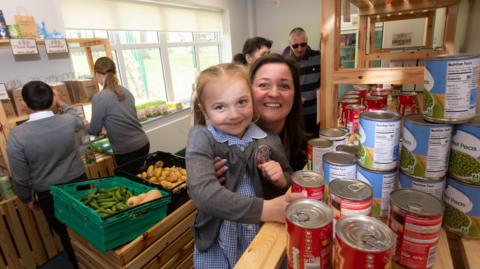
[399,91,417,96]
[308,138,333,148]
[406,114,452,127]
[390,189,444,216]
[342,98,359,103]
[345,104,366,110]
[366,96,384,100]
[336,144,358,156]
[329,179,372,201]
[323,151,356,166]
[286,199,333,228]
[336,215,395,252]
[361,110,401,121]
[319,128,348,139]
[292,171,325,188]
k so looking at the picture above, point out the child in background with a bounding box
[186,63,293,268]
[7,81,86,269]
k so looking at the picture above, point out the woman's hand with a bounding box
[258,160,287,188]
[213,157,228,184]
[260,191,307,223]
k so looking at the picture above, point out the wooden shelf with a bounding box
[0,38,109,46]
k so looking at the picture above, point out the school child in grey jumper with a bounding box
[7,81,86,269]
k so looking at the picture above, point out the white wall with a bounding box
[252,0,321,53]
[0,0,74,84]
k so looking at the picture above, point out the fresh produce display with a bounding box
[80,187,133,218]
[137,160,187,192]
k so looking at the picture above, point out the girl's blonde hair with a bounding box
[192,63,254,125]
[94,57,125,101]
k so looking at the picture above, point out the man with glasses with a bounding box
[283,27,320,136]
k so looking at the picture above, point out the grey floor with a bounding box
[38,252,75,269]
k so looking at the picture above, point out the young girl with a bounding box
[186,63,293,268]
[88,57,149,165]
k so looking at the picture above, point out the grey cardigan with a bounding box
[186,125,293,252]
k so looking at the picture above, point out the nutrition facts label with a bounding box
[381,173,397,216]
[446,60,479,116]
[374,121,400,169]
[312,147,331,174]
[329,165,356,181]
[426,127,452,178]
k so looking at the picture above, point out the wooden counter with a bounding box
[69,199,196,269]
[235,223,455,269]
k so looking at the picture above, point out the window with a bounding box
[66,29,222,106]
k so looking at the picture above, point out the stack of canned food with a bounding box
[290,54,480,268]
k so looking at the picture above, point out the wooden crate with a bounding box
[0,196,63,269]
[83,153,116,179]
[68,199,196,269]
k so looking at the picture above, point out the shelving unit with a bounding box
[319,0,459,128]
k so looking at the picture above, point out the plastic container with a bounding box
[115,151,189,213]
[51,176,170,252]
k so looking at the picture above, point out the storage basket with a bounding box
[51,176,170,252]
[115,151,189,213]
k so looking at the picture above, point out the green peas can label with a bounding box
[443,177,480,238]
[358,111,401,171]
[424,54,479,123]
[449,115,480,185]
[400,114,453,179]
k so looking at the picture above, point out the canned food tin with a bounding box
[353,86,368,104]
[398,171,446,199]
[357,164,397,218]
[345,104,366,135]
[365,96,386,111]
[307,138,334,174]
[398,91,418,117]
[319,128,349,149]
[291,171,326,201]
[322,152,357,184]
[358,111,401,171]
[443,177,480,238]
[340,99,359,125]
[424,54,480,123]
[335,215,395,269]
[449,115,480,184]
[335,144,358,156]
[286,199,333,269]
[329,179,372,221]
[0,175,14,199]
[400,114,453,179]
[388,189,444,269]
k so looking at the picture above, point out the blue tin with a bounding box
[424,54,479,123]
[358,111,401,171]
[398,170,445,199]
[357,164,398,218]
[322,152,356,185]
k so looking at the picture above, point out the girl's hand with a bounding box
[214,157,228,184]
[261,191,307,223]
[258,160,287,188]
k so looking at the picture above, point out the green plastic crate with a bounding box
[51,176,170,252]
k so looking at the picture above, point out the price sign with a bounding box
[45,38,69,54]
[10,39,38,55]
[0,83,8,100]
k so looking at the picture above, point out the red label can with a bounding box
[291,170,326,201]
[388,189,444,269]
[335,215,395,269]
[329,179,373,221]
[286,199,333,269]
[340,99,359,125]
[345,104,366,134]
[353,86,368,104]
[365,95,387,111]
[398,91,417,117]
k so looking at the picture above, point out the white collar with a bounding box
[28,111,55,122]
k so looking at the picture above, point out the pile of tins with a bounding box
[293,54,479,269]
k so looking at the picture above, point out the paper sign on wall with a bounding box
[10,39,38,55]
[45,38,69,54]
[0,83,9,100]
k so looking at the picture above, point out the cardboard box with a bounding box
[1,99,16,118]
[8,88,28,116]
[62,80,99,103]
[50,83,72,105]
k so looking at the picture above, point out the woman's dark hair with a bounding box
[249,53,308,170]
[21,81,54,111]
[233,37,272,65]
